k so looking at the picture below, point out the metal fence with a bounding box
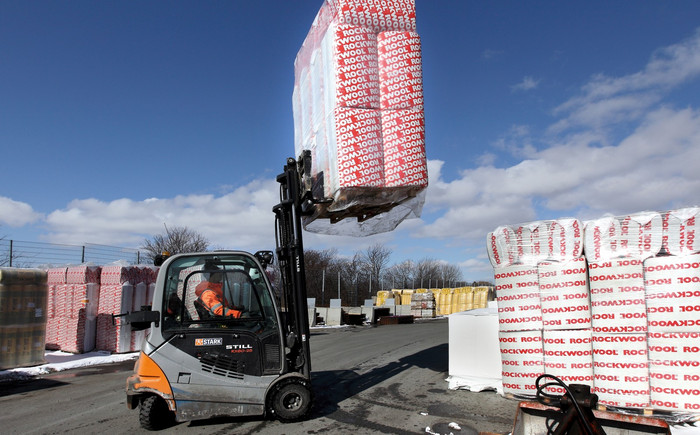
[0,239,144,268]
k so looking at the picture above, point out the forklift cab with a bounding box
[126,251,312,430]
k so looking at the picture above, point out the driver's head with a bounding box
[209,271,223,283]
[204,260,223,282]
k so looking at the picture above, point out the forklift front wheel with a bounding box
[269,380,312,422]
[139,395,176,431]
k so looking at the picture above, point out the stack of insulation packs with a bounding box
[487,207,700,419]
[410,290,435,318]
[0,268,48,369]
[45,265,101,353]
[293,0,428,236]
[96,265,158,353]
[488,218,591,398]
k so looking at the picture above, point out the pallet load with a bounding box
[45,267,67,350]
[293,0,427,236]
[96,264,151,353]
[489,218,589,397]
[0,268,48,369]
[410,290,435,318]
[44,265,101,353]
[486,208,700,422]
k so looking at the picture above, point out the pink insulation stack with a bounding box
[293,0,427,236]
[45,265,101,353]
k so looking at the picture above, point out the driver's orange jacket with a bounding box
[194,281,242,318]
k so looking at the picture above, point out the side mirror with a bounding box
[125,309,161,331]
[255,250,274,268]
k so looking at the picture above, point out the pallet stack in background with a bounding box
[293,0,428,236]
[45,265,101,354]
[376,287,491,318]
[95,264,158,354]
[0,268,48,369]
[487,207,700,417]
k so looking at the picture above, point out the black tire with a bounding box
[139,395,175,431]
[269,381,313,422]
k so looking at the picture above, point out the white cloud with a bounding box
[44,179,280,251]
[0,197,42,227]
[552,28,700,133]
[511,76,540,92]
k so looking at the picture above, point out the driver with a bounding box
[195,268,243,319]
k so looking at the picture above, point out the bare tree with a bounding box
[303,248,338,303]
[438,262,463,287]
[361,243,392,290]
[141,225,209,262]
[385,259,415,289]
[415,258,442,288]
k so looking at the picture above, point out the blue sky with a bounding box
[2,1,700,281]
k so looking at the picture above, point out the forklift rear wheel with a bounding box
[270,381,312,422]
[139,395,175,431]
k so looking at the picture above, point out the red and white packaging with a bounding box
[617,212,663,259]
[58,283,99,353]
[664,207,700,256]
[293,0,426,237]
[584,217,622,262]
[499,330,544,397]
[494,265,542,332]
[648,331,700,412]
[487,226,518,269]
[327,107,384,193]
[542,329,594,394]
[381,109,427,188]
[101,264,139,286]
[45,267,68,349]
[96,283,133,353]
[538,258,591,330]
[544,219,584,262]
[592,333,650,408]
[331,0,417,33]
[644,253,700,333]
[377,31,422,110]
[322,23,380,110]
[66,265,101,285]
[131,282,148,351]
[584,213,662,262]
[588,258,647,334]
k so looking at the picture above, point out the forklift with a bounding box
[124,154,316,430]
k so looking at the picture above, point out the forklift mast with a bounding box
[273,152,315,378]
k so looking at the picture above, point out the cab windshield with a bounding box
[162,253,278,333]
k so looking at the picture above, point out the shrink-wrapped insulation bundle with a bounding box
[293,0,427,236]
[0,268,48,369]
[584,212,660,409]
[45,267,67,350]
[489,218,589,397]
[44,265,101,354]
[64,265,101,354]
[96,264,151,353]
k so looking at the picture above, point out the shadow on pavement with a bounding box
[310,343,448,418]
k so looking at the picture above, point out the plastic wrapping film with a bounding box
[487,208,700,423]
[293,0,427,236]
[0,268,48,369]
